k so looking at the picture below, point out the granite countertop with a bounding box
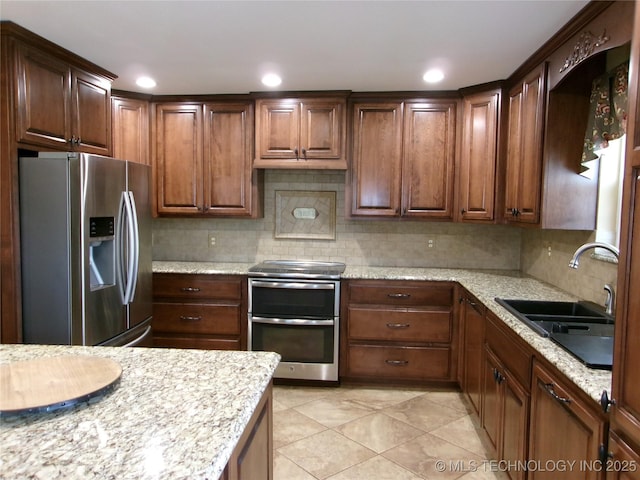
[151,261,612,405]
[0,344,280,480]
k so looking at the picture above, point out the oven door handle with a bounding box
[250,280,335,290]
[250,316,335,326]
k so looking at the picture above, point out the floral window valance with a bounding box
[581,60,629,174]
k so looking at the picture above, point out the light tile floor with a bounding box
[273,385,510,480]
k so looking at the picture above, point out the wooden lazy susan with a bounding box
[0,354,122,416]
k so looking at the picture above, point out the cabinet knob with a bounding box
[600,390,615,413]
[302,148,307,160]
[461,208,466,215]
[294,148,299,160]
[179,315,202,321]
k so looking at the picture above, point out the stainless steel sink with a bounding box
[494,298,614,370]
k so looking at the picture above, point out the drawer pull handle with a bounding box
[179,315,202,321]
[385,359,409,366]
[544,383,571,404]
[387,323,410,329]
[181,287,201,292]
[388,293,411,299]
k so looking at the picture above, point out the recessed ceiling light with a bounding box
[136,76,157,89]
[423,69,445,83]
[261,73,282,87]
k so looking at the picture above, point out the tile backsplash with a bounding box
[520,229,619,307]
[152,170,618,305]
[153,170,521,269]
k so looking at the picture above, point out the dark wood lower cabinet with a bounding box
[460,290,485,414]
[152,273,246,350]
[221,382,273,480]
[340,279,457,384]
[528,360,607,480]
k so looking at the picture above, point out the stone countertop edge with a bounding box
[152,261,612,405]
[0,345,280,480]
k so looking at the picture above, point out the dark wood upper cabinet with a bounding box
[402,101,456,219]
[458,88,500,222]
[203,102,261,217]
[349,101,404,217]
[154,103,203,215]
[254,96,347,169]
[153,101,261,218]
[16,41,112,155]
[112,95,150,165]
[349,98,457,219]
[504,63,546,225]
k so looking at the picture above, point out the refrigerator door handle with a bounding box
[116,192,128,304]
[122,191,139,305]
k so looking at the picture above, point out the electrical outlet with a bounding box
[547,245,552,257]
[428,239,435,249]
[209,234,216,247]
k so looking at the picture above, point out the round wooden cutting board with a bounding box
[0,354,122,415]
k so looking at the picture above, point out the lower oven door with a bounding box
[249,316,338,381]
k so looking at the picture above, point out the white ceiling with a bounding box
[0,0,590,95]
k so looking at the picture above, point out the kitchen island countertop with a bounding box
[0,344,280,480]
[152,261,612,405]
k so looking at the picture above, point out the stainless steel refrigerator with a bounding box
[19,152,153,346]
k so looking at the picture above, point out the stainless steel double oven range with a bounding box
[248,260,346,382]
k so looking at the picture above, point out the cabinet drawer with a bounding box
[153,273,242,300]
[347,345,450,380]
[348,281,453,307]
[485,312,532,390]
[348,307,451,343]
[153,303,240,335]
[153,335,240,350]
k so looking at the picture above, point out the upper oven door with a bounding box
[249,278,339,319]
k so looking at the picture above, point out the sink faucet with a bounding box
[604,284,615,316]
[569,241,619,317]
[568,242,619,269]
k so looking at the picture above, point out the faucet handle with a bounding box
[604,284,615,317]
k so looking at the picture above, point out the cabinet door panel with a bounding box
[529,362,605,480]
[257,100,298,159]
[300,100,343,159]
[204,103,254,215]
[112,96,149,165]
[517,68,545,221]
[351,103,403,216]
[505,64,546,224]
[459,91,499,221]
[462,295,484,414]
[16,44,70,148]
[482,347,501,452]
[402,102,455,218]
[504,90,523,216]
[606,433,640,480]
[502,373,529,480]
[155,104,203,214]
[612,170,640,447]
[72,69,111,154]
